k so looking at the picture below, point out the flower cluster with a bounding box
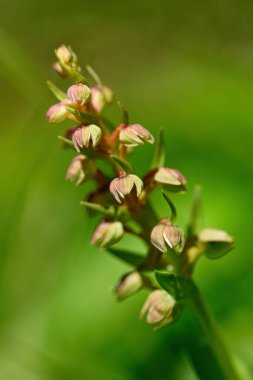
[46,45,234,329]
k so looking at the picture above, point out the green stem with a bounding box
[185,279,239,380]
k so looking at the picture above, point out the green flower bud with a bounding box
[72,125,102,152]
[151,218,185,253]
[198,228,234,259]
[91,221,124,248]
[115,271,143,301]
[65,155,96,186]
[109,173,143,203]
[154,168,187,192]
[46,102,68,124]
[67,84,91,105]
[140,289,181,330]
[119,124,154,147]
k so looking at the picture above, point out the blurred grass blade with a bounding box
[151,128,165,169]
[107,248,145,266]
[47,80,67,101]
[187,185,203,237]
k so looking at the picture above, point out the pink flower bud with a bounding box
[102,86,114,103]
[55,45,75,64]
[67,84,91,105]
[109,173,143,203]
[115,271,143,301]
[154,168,187,191]
[91,221,124,248]
[140,290,180,329]
[53,62,68,77]
[91,85,114,113]
[119,124,154,147]
[46,102,68,124]
[72,125,102,152]
[65,155,96,186]
[151,219,185,253]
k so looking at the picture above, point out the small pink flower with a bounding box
[151,218,185,253]
[46,102,68,124]
[72,125,102,152]
[91,221,124,248]
[109,173,143,203]
[119,124,154,147]
[55,45,73,63]
[154,168,187,187]
[67,83,91,105]
[66,155,96,186]
[140,290,180,330]
[90,85,113,113]
[115,272,143,301]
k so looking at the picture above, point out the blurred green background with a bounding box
[0,0,253,379]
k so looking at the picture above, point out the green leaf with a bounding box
[66,106,98,124]
[47,80,67,101]
[155,271,193,300]
[151,128,166,169]
[204,242,234,259]
[187,185,203,237]
[162,191,177,223]
[117,101,129,124]
[80,201,115,216]
[110,155,133,173]
[106,248,145,267]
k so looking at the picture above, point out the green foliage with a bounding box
[106,247,145,266]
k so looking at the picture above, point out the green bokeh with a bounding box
[0,1,253,379]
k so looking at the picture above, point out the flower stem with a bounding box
[185,279,239,380]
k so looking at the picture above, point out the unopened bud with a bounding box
[119,124,154,147]
[110,173,143,203]
[55,45,75,64]
[91,85,114,113]
[66,155,96,186]
[115,271,143,300]
[46,102,68,124]
[154,168,187,192]
[151,218,185,253]
[91,221,124,248]
[102,86,114,103]
[67,84,91,105]
[53,62,68,77]
[140,289,181,330]
[198,228,234,259]
[72,125,102,152]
